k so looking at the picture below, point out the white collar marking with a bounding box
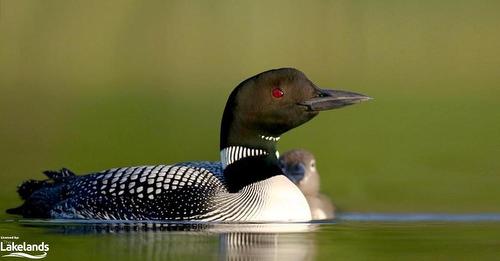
[220,146,269,169]
[260,135,280,142]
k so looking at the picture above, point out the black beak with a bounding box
[281,163,306,185]
[299,89,372,111]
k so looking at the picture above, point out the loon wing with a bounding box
[8,163,226,219]
[50,162,228,220]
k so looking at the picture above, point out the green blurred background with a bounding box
[1,0,499,218]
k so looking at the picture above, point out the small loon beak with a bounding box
[299,89,372,111]
[282,163,306,185]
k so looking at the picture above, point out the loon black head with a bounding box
[221,68,370,150]
[220,68,370,191]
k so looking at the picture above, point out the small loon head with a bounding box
[279,149,320,196]
[279,149,336,220]
[220,68,370,151]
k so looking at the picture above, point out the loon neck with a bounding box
[220,117,281,169]
[219,94,284,191]
[219,134,282,192]
[220,143,280,169]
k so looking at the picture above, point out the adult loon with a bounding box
[279,149,335,220]
[7,68,369,222]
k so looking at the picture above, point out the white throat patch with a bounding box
[260,135,280,142]
[220,146,269,169]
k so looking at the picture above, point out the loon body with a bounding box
[279,149,335,220]
[7,68,369,222]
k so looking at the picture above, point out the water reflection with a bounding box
[4,216,500,260]
[19,220,318,261]
[219,232,315,261]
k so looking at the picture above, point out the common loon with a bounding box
[7,68,369,222]
[279,149,335,220]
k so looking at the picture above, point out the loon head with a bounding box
[220,68,370,191]
[279,149,320,196]
[221,68,370,150]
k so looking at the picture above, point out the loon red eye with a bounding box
[272,88,284,98]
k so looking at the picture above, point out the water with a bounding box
[1,215,499,260]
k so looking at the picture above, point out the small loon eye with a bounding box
[272,88,284,98]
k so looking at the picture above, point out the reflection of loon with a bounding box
[219,232,315,261]
[32,221,316,261]
[7,68,369,222]
[279,149,335,220]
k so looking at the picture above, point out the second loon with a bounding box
[7,68,370,222]
[280,149,335,220]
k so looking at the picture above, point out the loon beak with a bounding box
[281,163,306,185]
[299,89,372,111]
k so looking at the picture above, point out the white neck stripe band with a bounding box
[220,146,269,169]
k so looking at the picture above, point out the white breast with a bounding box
[197,175,312,222]
[241,175,312,222]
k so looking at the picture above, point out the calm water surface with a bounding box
[1,214,499,261]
